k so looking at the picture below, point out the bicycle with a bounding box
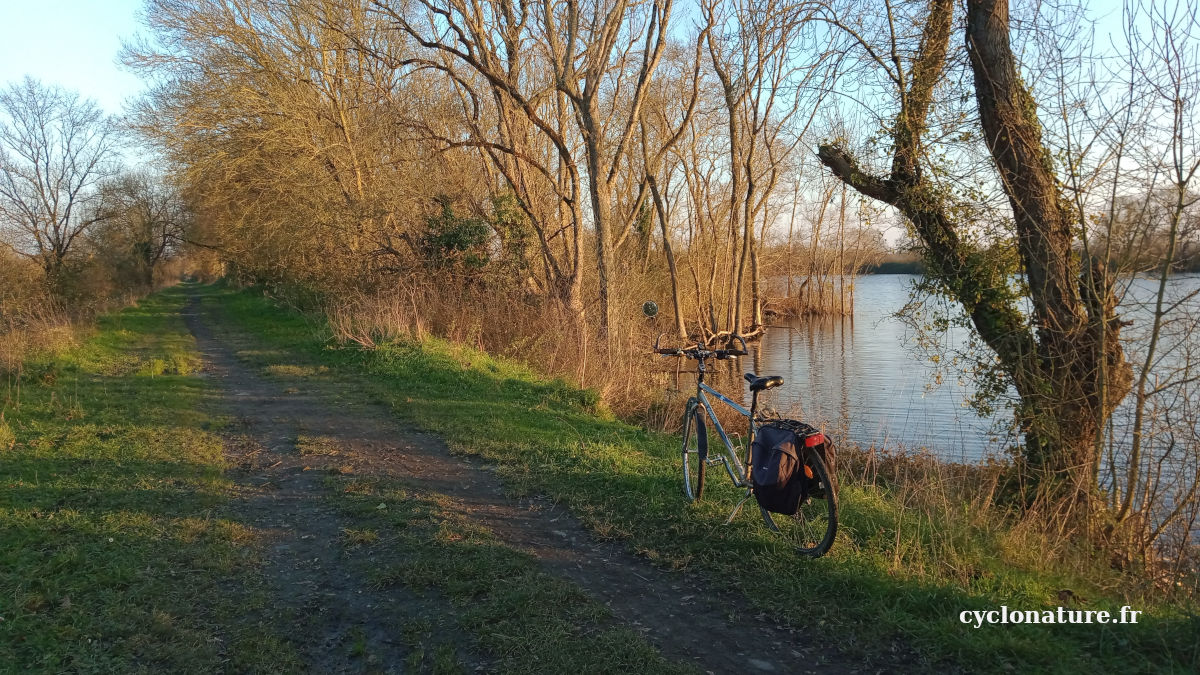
[650,329,838,557]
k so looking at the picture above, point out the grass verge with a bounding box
[327,473,694,674]
[208,284,1198,673]
[0,286,298,672]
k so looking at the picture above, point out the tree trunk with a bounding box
[787,181,798,296]
[648,176,687,339]
[818,0,1133,515]
[580,103,615,341]
[733,171,753,332]
[966,0,1132,499]
[750,242,762,328]
[43,253,69,298]
[838,184,846,315]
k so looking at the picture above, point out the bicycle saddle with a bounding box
[744,373,784,392]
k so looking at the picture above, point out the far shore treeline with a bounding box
[861,252,1200,275]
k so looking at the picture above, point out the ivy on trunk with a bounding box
[819,0,1133,517]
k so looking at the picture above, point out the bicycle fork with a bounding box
[693,396,759,525]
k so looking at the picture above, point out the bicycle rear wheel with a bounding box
[760,448,838,557]
[681,400,707,501]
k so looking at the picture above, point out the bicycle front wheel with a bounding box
[761,448,838,557]
[681,399,707,501]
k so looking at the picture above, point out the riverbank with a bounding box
[212,284,1198,670]
[2,285,1196,672]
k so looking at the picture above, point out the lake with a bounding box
[739,273,1200,462]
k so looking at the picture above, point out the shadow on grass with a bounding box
[1,286,298,673]
[329,473,692,675]
[208,284,1200,673]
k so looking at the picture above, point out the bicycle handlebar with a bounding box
[652,333,747,359]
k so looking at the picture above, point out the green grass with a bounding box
[0,286,299,673]
[205,283,1199,673]
[328,473,693,674]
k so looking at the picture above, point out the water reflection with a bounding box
[744,273,1200,462]
[750,275,1009,460]
[661,274,1200,463]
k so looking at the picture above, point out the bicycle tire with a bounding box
[760,448,838,557]
[681,399,706,501]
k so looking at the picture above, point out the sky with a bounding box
[0,0,146,115]
[0,0,1137,116]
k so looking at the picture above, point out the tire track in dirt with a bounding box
[186,296,484,673]
[185,292,866,674]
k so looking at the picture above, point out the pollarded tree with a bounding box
[0,77,118,293]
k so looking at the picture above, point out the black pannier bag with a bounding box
[751,420,834,515]
[750,424,807,515]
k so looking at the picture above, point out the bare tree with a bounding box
[702,0,827,334]
[0,77,118,292]
[818,0,1134,512]
[92,170,188,288]
[1106,1,1200,563]
[639,37,707,339]
[369,0,590,319]
[381,0,680,341]
[125,0,431,292]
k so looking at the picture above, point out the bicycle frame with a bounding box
[689,358,759,488]
[656,326,839,556]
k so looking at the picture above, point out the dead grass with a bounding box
[341,528,380,547]
[833,440,1199,602]
[0,263,134,374]
[0,413,14,450]
[296,434,342,456]
[318,282,670,418]
[0,310,80,374]
[263,364,329,377]
[269,279,1200,606]
[0,250,196,375]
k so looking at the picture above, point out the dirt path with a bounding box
[184,293,861,673]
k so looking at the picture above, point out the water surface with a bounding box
[740,274,1200,462]
[749,275,1005,460]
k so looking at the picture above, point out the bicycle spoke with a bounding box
[758,451,838,557]
[681,402,706,501]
